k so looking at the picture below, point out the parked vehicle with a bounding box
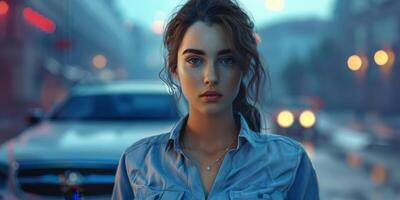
[0,80,184,200]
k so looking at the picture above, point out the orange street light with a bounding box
[374,50,389,66]
[347,55,364,71]
[264,0,285,12]
[92,54,107,69]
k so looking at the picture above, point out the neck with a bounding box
[182,108,239,153]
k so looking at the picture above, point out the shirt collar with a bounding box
[164,112,257,152]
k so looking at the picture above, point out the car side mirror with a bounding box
[26,108,44,126]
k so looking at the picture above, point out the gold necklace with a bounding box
[181,137,236,172]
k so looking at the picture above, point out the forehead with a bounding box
[178,21,232,55]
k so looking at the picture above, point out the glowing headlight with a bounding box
[299,110,316,128]
[277,110,294,128]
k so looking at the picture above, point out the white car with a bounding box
[0,80,185,200]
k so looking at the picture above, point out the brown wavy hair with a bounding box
[159,0,269,132]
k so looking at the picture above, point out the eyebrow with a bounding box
[182,48,232,56]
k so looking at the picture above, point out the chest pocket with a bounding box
[135,186,185,200]
[229,187,284,200]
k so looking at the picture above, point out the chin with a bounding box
[198,104,231,116]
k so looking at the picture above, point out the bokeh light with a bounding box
[253,32,262,44]
[371,164,387,185]
[374,50,389,66]
[347,55,363,71]
[346,153,362,168]
[23,7,56,33]
[277,110,294,128]
[264,0,285,12]
[0,1,9,15]
[99,69,114,80]
[152,20,165,35]
[92,54,107,69]
[299,110,316,128]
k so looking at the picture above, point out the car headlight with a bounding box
[277,110,294,128]
[299,110,316,128]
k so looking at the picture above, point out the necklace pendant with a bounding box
[206,166,211,171]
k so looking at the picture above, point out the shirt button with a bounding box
[257,192,271,199]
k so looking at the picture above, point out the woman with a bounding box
[112,0,319,199]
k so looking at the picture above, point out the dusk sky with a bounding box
[116,0,335,31]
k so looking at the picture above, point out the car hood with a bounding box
[5,120,176,164]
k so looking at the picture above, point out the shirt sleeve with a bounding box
[286,149,320,200]
[112,151,135,200]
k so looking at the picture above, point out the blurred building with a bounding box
[332,0,400,113]
[258,0,400,114]
[258,19,331,98]
[0,0,143,141]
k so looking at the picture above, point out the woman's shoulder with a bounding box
[252,132,305,153]
[123,132,171,156]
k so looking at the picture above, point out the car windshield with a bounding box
[49,93,179,121]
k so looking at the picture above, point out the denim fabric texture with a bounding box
[112,113,319,200]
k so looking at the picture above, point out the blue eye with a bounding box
[220,57,235,66]
[187,57,202,66]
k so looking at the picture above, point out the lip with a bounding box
[201,95,222,102]
[200,90,222,97]
[199,90,223,102]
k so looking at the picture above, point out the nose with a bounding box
[204,62,219,87]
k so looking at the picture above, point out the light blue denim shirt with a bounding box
[112,113,319,200]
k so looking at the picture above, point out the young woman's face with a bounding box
[175,21,242,115]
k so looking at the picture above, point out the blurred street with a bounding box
[309,111,400,200]
[313,145,398,200]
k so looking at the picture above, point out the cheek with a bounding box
[227,70,242,97]
[176,64,202,96]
